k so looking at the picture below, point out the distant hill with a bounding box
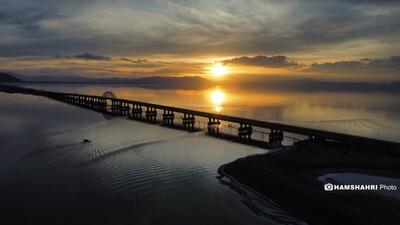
[7,73,400,92]
[240,78,400,93]
[0,72,21,83]
[12,74,212,89]
[121,76,211,89]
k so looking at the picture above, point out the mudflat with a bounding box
[219,139,400,225]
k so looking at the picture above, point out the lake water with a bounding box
[1,84,399,224]
[0,92,306,225]
[20,83,400,142]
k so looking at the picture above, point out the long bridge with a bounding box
[1,84,400,151]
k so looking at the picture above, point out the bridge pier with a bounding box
[93,97,99,110]
[65,94,71,103]
[239,124,252,140]
[88,96,94,108]
[78,96,82,105]
[163,110,174,126]
[130,104,143,119]
[207,118,221,135]
[101,98,107,106]
[92,97,97,109]
[121,101,130,116]
[146,107,157,122]
[182,113,195,130]
[269,129,284,146]
[96,97,107,112]
[111,99,123,115]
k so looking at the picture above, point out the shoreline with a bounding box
[218,139,400,225]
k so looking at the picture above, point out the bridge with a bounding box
[1,84,400,151]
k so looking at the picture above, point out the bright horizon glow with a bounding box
[210,63,228,77]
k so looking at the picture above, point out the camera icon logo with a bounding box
[324,183,334,191]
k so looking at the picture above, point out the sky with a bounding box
[0,0,400,81]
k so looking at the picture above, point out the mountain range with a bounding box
[0,72,21,82]
[1,72,400,92]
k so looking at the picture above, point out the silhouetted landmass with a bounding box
[219,139,400,225]
[241,78,400,93]
[0,72,21,83]
[5,72,400,92]
[117,76,212,89]
[11,74,212,89]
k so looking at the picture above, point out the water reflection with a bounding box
[210,88,226,113]
[18,83,400,142]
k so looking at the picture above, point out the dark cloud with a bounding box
[221,55,301,68]
[309,56,400,73]
[119,58,164,68]
[0,5,60,35]
[74,53,110,60]
[120,58,148,64]
[55,53,111,60]
[0,0,399,64]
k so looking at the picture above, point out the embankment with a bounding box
[218,139,400,225]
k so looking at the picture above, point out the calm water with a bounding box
[21,83,400,142]
[0,92,305,225]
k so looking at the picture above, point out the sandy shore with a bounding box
[218,139,400,225]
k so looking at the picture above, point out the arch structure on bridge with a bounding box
[102,91,117,99]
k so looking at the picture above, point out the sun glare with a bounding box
[210,63,228,77]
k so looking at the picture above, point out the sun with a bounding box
[210,63,228,77]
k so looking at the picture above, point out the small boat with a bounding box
[82,139,91,143]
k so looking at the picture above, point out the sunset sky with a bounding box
[1,0,400,81]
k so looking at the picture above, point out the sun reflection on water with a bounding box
[210,88,225,112]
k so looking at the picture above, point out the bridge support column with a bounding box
[146,107,157,122]
[182,113,195,130]
[163,110,174,126]
[269,129,284,146]
[101,98,107,111]
[131,104,143,119]
[91,97,95,108]
[111,99,123,115]
[121,101,130,116]
[95,97,105,112]
[239,124,252,140]
[93,97,99,110]
[104,98,108,107]
[85,97,93,108]
[92,97,96,108]
[207,118,221,135]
